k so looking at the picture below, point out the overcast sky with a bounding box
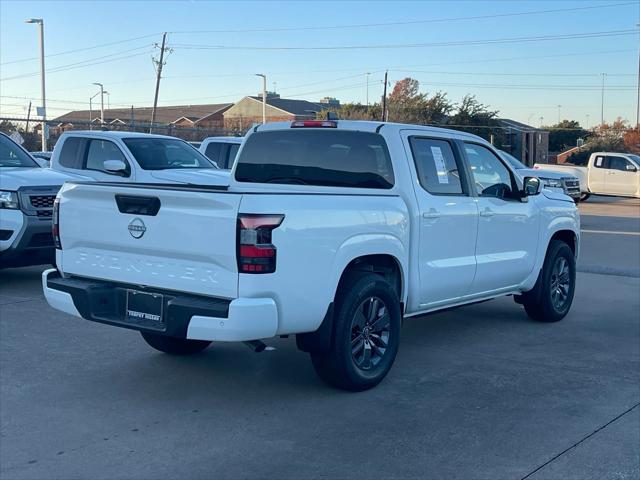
[1,0,638,127]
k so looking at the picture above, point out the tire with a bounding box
[580,193,590,202]
[310,273,401,391]
[520,240,576,322]
[140,332,211,355]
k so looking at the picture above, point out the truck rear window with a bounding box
[234,130,394,189]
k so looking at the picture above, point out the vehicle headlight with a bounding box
[0,191,19,209]
[540,178,563,189]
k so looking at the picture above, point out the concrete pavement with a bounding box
[1,200,638,480]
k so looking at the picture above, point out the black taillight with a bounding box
[237,214,284,274]
[52,197,61,249]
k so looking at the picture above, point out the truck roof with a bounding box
[255,120,488,143]
[58,130,184,141]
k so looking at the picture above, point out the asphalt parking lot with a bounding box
[1,196,639,480]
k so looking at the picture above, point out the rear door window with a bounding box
[594,156,608,168]
[58,137,87,169]
[204,142,223,164]
[235,130,394,189]
[409,137,465,195]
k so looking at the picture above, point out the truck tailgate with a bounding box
[58,183,241,299]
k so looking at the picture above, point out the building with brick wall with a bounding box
[222,94,326,130]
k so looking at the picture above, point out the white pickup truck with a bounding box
[534,152,640,200]
[199,136,243,169]
[43,120,580,391]
[51,131,229,185]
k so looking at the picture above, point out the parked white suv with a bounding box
[0,133,76,268]
[43,120,580,390]
[499,150,581,202]
[51,131,229,185]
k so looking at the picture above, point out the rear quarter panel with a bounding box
[238,193,410,335]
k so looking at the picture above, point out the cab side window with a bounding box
[86,139,128,174]
[227,143,240,169]
[409,137,465,195]
[608,156,635,172]
[464,143,516,200]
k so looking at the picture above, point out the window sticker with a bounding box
[430,146,449,184]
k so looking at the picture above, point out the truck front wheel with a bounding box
[310,273,401,391]
[520,240,576,322]
[140,332,211,355]
[580,193,590,202]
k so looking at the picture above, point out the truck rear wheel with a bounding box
[310,273,401,391]
[520,240,576,322]
[140,332,211,355]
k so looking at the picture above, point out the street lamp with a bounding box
[24,18,46,151]
[255,74,266,124]
[92,82,105,125]
[89,91,101,130]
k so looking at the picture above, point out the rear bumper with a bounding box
[42,269,278,341]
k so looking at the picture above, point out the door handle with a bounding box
[422,209,441,219]
[480,209,496,217]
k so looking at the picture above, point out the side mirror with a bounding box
[522,176,541,197]
[626,164,637,172]
[103,159,127,175]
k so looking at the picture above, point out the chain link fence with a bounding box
[0,116,245,152]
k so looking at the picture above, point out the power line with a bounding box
[0,33,161,66]
[171,29,637,51]
[0,48,155,82]
[169,2,635,34]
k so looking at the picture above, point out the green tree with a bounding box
[386,77,453,124]
[447,95,499,140]
[544,120,589,152]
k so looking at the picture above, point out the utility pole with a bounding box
[381,70,388,122]
[255,74,267,124]
[586,114,590,129]
[150,32,168,133]
[600,72,606,126]
[365,72,371,109]
[557,105,562,123]
[25,18,46,151]
[25,101,32,132]
[636,23,639,128]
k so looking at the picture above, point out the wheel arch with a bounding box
[297,239,407,354]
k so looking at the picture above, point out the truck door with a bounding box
[402,133,478,307]
[589,155,608,193]
[605,156,639,196]
[462,142,539,294]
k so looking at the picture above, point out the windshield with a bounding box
[499,150,527,170]
[0,134,39,168]
[628,154,640,165]
[123,137,216,170]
